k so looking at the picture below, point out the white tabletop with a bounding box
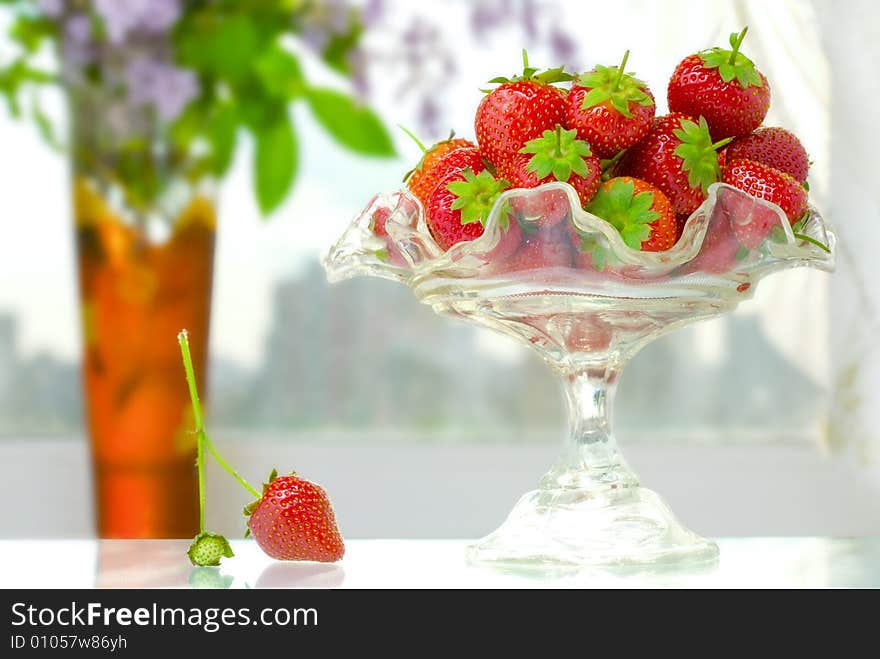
[0,538,877,589]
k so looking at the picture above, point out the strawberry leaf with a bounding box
[446,169,509,226]
[672,116,724,194]
[577,57,654,119]
[698,28,763,90]
[586,178,660,250]
[520,126,593,183]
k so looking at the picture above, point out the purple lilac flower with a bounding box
[93,0,179,43]
[348,47,370,98]
[549,27,577,64]
[362,0,385,27]
[300,0,353,54]
[519,0,539,41]
[60,13,95,76]
[125,56,199,121]
[470,1,511,38]
[36,0,64,18]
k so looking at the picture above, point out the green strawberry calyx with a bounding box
[447,168,510,227]
[572,228,615,271]
[672,116,731,194]
[486,49,574,86]
[577,50,654,118]
[242,468,284,537]
[698,26,763,89]
[187,531,234,567]
[520,125,593,182]
[586,178,659,250]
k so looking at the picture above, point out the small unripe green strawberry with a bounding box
[187,531,234,567]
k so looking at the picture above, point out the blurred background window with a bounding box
[0,0,837,448]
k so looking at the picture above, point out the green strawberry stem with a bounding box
[398,124,428,154]
[612,50,630,91]
[555,125,563,158]
[522,48,529,70]
[713,137,733,150]
[793,232,831,253]
[729,27,748,65]
[179,330,207,533]
[178,330,260,516]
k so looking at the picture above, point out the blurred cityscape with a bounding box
[0,262,822,443]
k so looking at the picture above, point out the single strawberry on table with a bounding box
[724,127,809,183]
[475,50,571,173]
[178,330,344,566]
[667,26,770,141]
[565,50,656,160]
[501,125,601,227]
[619,113,729,217]
[245,469,345,562]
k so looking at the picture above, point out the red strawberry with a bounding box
[505,229,573,272]
[585,176,678,252]
[566,51,656,159]
[722,159,808,248]
[245,469,344,562]
[678,207,739,274]
[403,132,477,206]
[410,146,485,207]
[724,127,809,183]
[426,167,510,251]
[484,217,523,263]
[667,27,770,141]
[369,207,391,238]
[501,125,601,227]
[619,113,729,217]
[475,51,571,172]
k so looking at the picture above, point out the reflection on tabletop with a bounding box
[0,538,877,588]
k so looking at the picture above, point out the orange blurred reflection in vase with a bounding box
[75,179,214,538]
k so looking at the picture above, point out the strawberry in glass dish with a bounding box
[402,130,478,207]
[475,50,572,173]
[721,158,815,252]
[667,27,770,141]
[565,50,656,160]
[619,114,730,217]
[426,167,513,252]
[500,125,602,228]
[723,127,809,183]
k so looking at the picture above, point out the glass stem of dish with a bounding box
[540,360,640,493]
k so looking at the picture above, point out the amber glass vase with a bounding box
[71,93,214,538]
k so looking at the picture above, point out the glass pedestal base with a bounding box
[467,483,718,568]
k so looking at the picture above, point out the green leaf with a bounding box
[176,15,260,82]
[255,116,297,215]
[207,103,238,175]
[33,104,60,150]
[10,15,56,54]
[255,47,304,99]
[305,87,395,157]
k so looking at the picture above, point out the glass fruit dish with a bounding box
[323,181,835,568]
